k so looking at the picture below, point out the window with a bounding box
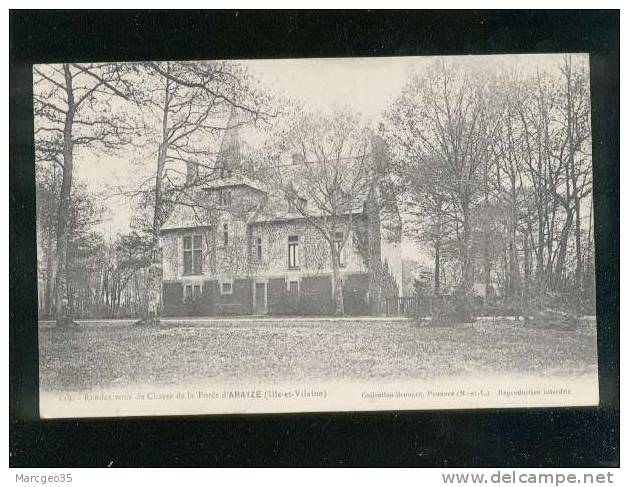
[222,223,229,246]
[288,235,299,269]
[287,196,306,213]
[183,235,203,274]
[288,280,299,296]
[219,189,231,207]
[184,284,202,303]
[255,237,263,262]
[184,284,193,302]
[333,232,346,267]
[291,152,305,165]
[220,282,233,295]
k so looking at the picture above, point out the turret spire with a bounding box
[216,105,242,178]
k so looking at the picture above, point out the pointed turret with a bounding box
[216,106,242,178]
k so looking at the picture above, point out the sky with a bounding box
[65,53,587,260]
[245,56,421,121]
[243,53,578,124]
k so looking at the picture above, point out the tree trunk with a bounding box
[459,203,474,293]
[44,230,56,316]
[434,243,441,295]
[142,144,166,325]
[546,209,555,290]
[483,232,491,310]
[524,223,533,299]
[508,177,521,301]
[365,186,382,315]
[54,63,75,327]
[553,208,573,291]
[535,111,546,290]
[574,195,582,296]
[508,226,521,298]
[330,242,345,316]
[455,202,474,322]
[585,195,594,294]
[140,72,171,325]
[536,209,545,288]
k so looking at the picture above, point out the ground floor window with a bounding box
[220,281,233,295]
[184,284,202,303]
[288,280,299,296]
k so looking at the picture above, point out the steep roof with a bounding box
[215,106,242,173]
[160,179,367,232]
[161,113,375,232]
[201,174,267,194]
[251,208,365,225]
[161,203,212,232]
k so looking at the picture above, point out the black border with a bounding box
[10,10,619,467]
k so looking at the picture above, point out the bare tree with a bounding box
[386,60,500,320]
[555,55,592,297]
[34,62,136,326]
[510,56,592,306]
[130,60,271,325]
[387,54,594,321]
[268,109,372,315]
[491,74,528,305]
[396,157,458,296]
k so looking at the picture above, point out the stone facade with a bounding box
[158,116,401,317]
[160,181,375,316]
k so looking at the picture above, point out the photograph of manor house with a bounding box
[34,53,600,417]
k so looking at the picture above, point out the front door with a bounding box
[254,282,267,314]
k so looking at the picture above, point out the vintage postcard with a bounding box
[35,54,598,418]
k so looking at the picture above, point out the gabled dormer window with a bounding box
[291,152,305,165]
[287,195,306,213]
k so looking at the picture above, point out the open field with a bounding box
[39,317,598,393]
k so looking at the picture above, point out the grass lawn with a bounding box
[39,318,598,393]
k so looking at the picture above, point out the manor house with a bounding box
[159,118,400,317]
